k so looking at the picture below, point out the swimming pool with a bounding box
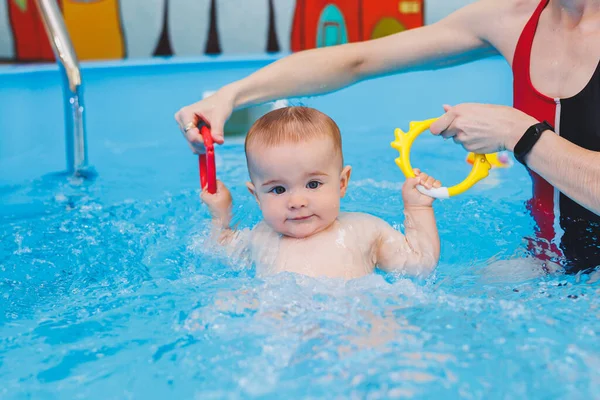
[1,55,599,399]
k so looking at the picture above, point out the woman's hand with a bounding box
[174,89,235,154]
[430,103,538,153]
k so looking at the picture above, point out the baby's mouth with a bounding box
[288,214,314,221]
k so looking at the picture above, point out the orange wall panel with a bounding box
[62,0,125,61]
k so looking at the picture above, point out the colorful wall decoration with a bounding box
[0,0,435,63]
[291,0,424,51]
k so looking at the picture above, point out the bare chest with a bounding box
[264,229,375,279]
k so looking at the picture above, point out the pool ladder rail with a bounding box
[36,0,92,178]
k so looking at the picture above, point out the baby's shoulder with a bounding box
[249,221,279,243]
[338,212,386,224]
[337,212,390,236]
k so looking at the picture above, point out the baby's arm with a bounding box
[200,180,249,253]
[374,170,441,276]
[373,208,440,276]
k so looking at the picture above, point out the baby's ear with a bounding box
[339,166,352,197]
[246,182,260,207]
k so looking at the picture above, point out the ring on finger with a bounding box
[183,122,196,133]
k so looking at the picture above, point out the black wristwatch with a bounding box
[513,120,554,165]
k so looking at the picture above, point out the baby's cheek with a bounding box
[262,200,282,223]
[326,192,341,210]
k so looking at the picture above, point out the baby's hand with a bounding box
[402,168,442,208]
[200,180,233,226]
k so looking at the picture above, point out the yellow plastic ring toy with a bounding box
[390,118,492,199]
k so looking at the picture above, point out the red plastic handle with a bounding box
[198,125,216,194]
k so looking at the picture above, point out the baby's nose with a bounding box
[288,194,308,209]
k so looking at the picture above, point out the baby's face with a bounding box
[246,136,351,239]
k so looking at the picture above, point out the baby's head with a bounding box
[245,106,352,238]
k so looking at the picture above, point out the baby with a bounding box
[201,106,441,279]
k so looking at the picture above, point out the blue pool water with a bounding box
[1,56,600,399]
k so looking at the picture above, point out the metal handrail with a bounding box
[35,0,89,176]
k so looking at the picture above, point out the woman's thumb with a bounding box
[210,120,226,144]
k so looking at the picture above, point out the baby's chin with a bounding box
[281,229,318,239]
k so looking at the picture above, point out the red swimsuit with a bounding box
[512,0,600,272]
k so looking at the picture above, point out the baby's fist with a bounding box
[201,180,232,224]
[402,168,441,207]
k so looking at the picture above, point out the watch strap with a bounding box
[514,120,554,165]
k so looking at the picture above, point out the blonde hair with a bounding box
[245,106,343,163]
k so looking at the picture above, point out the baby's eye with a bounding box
[306,181,322,189]
[269,186,286,195]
